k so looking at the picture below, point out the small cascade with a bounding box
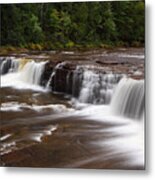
[1,57,144,113]
[9,59,19,73]
[72,66,83,97]
[46,63,123,104]
[46,71,55,89]
[0,57,47,86]
[46,62,66,89]
[0,57,11,74]
[111,78,144,119]
[76,67,123,104]
[19,61,46,85]
[0,57,19,75]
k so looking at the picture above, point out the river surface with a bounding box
[0,49,145,169]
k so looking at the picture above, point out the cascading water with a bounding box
[46,63,123,104]
[72,66,83,97]
[0,55,145,168]
[0,57,19,74]
[1,57,144,119]
[0,57,47,88]
[19,60,46,85]
[77,68,123,104]
[111,77,144,119]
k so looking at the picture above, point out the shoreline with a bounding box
[0,46,144,57]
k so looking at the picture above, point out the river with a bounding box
[0,48,145,169]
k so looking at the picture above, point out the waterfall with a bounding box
[72,66,83,97]
[46,63,123,104]
[0,57,47,86]
[0,57,19,75]
[1,57,143,117]
[111,78,144,119]
[46,62,66,89]
[0,57,11,74]
[19,61,46,85]
[76,67,123,104]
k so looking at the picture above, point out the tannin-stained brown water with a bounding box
[0,51,144,169]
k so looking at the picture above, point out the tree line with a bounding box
[1,1,145,50]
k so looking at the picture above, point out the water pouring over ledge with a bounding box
[0,57,47,90]
[0,56,145,169]
[111,77,144,120]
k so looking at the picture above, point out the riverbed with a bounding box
[0,48,145,169]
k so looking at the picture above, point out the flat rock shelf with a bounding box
[0,48,145,169]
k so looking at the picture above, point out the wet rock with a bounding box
[2,48,143,94]
[40,56,144,96]
[52,68,73,93]
[96,60,125,65]
[0,57,12,75]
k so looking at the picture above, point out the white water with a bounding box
[78,69,123,104]
[71,100,144,167]
[118,54,144,59]
[0,57,19,74]
[1,101,74,113]
[111,77,144,119]
[1,57,47,91]
[20,61,46,85]
[0,57,145,167]
[28,125,58,142]
[0,134,12,141]
[70,74,145,167]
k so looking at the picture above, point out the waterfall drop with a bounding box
[0,57,19,75]
[19,60,46,85]
[1,57,144,119]
[74,66,123,104]
[111,78,144,119]
[0,57,47,88]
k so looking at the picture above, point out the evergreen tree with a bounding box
[0,1,145,49]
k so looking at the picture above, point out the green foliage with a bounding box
[65,41,75,48]
[1,1,144,49]
[27,43,43,50]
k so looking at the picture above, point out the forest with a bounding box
[0,0,145,170]
[1,1,145,50]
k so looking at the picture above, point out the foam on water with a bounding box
[69,99,144,167]
[1,72,46,91]
[1,102,74,113]
[29,125,58,142]
[100,117,144,165]
[0,57,144,167]
[118,54,144,59]
[0,141,17,155]
[0,134,12,141]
